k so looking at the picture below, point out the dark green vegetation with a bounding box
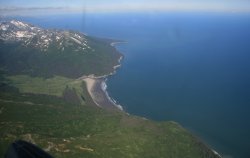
[0,21,220,158]
[0,86,219,158]
[0,36,121,78]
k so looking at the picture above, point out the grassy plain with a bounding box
[6,75,87,105]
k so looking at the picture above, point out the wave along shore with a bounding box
[82,76,123,111]
[79,42,223,157]
[79,43,124,111]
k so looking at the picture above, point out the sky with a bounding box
[0,0,250,15]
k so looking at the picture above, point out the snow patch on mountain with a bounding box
[0,20,92,52]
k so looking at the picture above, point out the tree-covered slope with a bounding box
[0,88,219,158]
[0,20,121,78]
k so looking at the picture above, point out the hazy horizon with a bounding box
[1,0,250,16]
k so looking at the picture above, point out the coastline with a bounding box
[80,41,222,157]
[79,42,124,111]
[81,76,123,111]
[110,41,127,47]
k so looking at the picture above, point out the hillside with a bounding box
[0,20,121,78]
[0,20,220,158]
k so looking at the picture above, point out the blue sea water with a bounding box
[10,12,250,157]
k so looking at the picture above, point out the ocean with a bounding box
[11,12,250,158]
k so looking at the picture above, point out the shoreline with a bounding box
[80,42,222,157]
[83,73,223,157]
[79,42,124,111]
[110,41,127,47]
[82,76,123,111]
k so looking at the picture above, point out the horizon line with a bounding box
[0,6,250,16]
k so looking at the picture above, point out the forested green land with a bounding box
[0,33,219,157]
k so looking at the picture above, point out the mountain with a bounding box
[0,20,220,158]
[0,20,121,78]
[0,20,91,52]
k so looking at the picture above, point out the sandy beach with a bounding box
[78,42,125,111]
[82,76,123,111]
[82,77,100,107]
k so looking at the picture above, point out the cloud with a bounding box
[0,7,74,16]
[0,1,250,16]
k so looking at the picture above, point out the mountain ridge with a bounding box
[0,20,122,78]
[0,20,92,52]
